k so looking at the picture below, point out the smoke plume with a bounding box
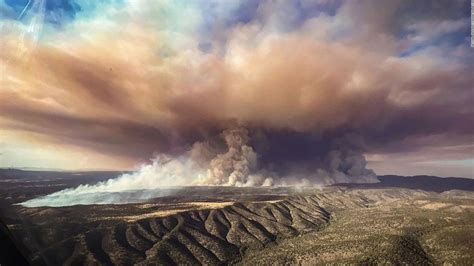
[3,0,471,206]
[21,127,376,207]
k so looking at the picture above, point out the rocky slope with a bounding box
[29,196,330,265]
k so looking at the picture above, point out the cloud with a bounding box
[0,0,472,179]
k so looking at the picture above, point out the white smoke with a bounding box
[21,127,377,207]
[21,128,273,207]
[21,154,206,207]
[199,128,273,186]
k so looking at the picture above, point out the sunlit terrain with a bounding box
[1,169,473,265]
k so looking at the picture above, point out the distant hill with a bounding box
[337,175,474,192]
[0,168,128,180]
[1,169,472,193]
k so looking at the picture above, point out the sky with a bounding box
[0,0,472,178]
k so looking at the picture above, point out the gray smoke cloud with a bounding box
[202,128,266,186]
[21,126,376,207]
[5,0,470,207]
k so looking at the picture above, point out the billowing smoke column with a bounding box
[21,127,376,207]
[5,0,472,207]
[200,128,272,186]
